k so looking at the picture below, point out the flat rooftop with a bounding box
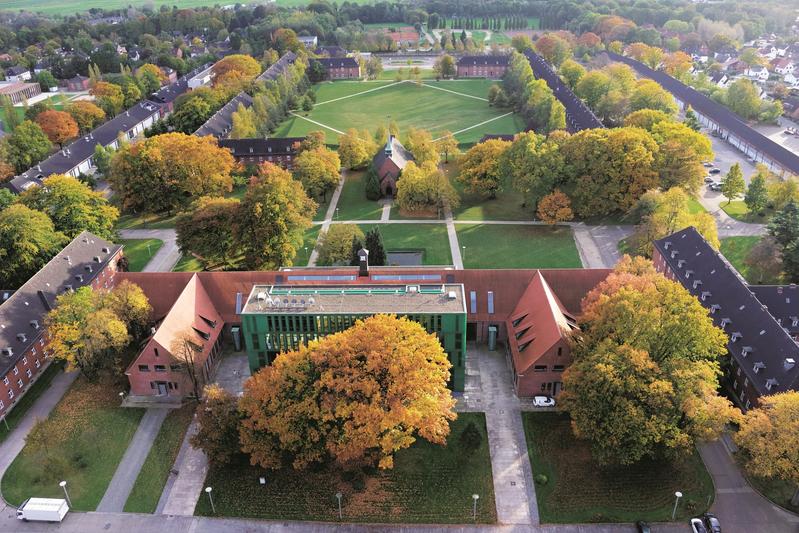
[240,284,466,315]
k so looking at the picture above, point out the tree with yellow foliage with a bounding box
[191,384,241,465]
[735,392,799,507]
[211,54,262,82]
[239,314,456,470]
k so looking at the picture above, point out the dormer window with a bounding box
[730,331,742,342]
[720,317,731,328]
[677,259,686,268]
[693,280,702,289]
[710,304,720,313]
[792,317,799,327]
[741,346,752,357]
[685,270,694,279]
[16,333,26,343]
[671,250,679,259]
[30,320,39,330]
[664,241,672,250]
[753,361,765,373]
[765,378,779,391]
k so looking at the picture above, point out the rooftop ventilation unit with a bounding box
[16,333,26,343]
[30,320,39,330]
[447,291,457,300]
[785,358,796,371]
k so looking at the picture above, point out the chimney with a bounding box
[358,247,369,277]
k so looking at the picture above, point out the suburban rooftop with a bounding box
[240,283,466,315]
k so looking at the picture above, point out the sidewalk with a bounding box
[119,229,181,272]
[308,174,346,266]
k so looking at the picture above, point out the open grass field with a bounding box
[119,238,163,272]
[124,404,195,513]
[195,413,496,523]
[687,197,707,214]
[115,211,178,230]
[273,80,525,146]
[335,171,383,221]
[523,412,714,523]
[0,94,70,126]
[172,254,204,273]
[358,223,452,265]
[456,224,581,269]
[720,200,774,223]
[2,376,144,510]
[0,362,64,445]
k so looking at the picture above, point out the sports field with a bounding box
[273,79,525,146]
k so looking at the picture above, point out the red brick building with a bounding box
[0,232,122,419]
[65,75,91,92]
[371,135,414,196]
[457,55,510,78]
[119,265,609,400]
[315,57,361,79]
[218,137,305,169]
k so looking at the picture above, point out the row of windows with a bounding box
[533,365,565,372]
[150,381,179,390]
[138,364,181,373]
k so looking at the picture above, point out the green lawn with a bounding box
[0,94,70,126]
[687,197,706,214]
[720,200,774,223]
[719,236,782,284]
[313,191,334,222]
[273,80,525,145]
[0,0,373,14]
[743,469,799,515]
[523,412,714,523]
[124,404,195,513]
[357,223,452,265]
[172,254,204,272]
[120,239,163,272]
[195,413,496,523]
[335,171,383,221]
[294,225,322,267]
[2,376,145,510]
[376,69,438,81]
[0,362,64,445]
[115,212,179,230]
[456,224,581,269]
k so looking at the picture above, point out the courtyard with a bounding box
[272,79,525,146]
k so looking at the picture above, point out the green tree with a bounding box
[1,95,20,132]
[744,171,768,214]
[769,200,799,249]
[4,120,52,173]
[575,70,611,109]
[721,163,746,204]
[404,128,439,166]
[176,196,240,269]
[0,189,14,212]
[93,144,113,175]
[561,257,739,465]
[338,129,377,170]
[726,79,760,120]
[229,103,257,139]
[744,236,783,284]
[396,161,459,215]
[0,204,68,289]
[19,174,119,240]
[559,59,586,89]
[501,131,564,213]
[364,226,387,266]
[36,71,57,91]
[365,166,381,200]
[433,54,456,79]
[236,163,316,269]
[170,96,213,134]
[684,106,701,131]
[629,79,678,115]
[318,224,364,266]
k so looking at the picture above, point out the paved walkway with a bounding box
[309,174,346,266]
[445,207,464,269]
[380,200,391,222]
[119,229,181,272]
[699,437,799,533]
[97,408,169,511]
[470,345,537,525]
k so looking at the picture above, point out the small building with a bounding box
[772,58,796,75]
[187,64,214,90]
[0,81,42,105]
[0,232,122,419]
[5,66,31,83]
[161,67,178,84]
[314,46,347,58]
[65,75,90,92]
[218,137,304,169]
[298,35,318,48]
[746,65,769,82]
[315,57,360,80]
[372,135,413,196]
[457,55,509,78]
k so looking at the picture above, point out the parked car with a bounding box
[703,162,715,168]
[16,498,69,522]
[704,176,715,183]
[636,521,652,533]
[709,183,723,192]
[709,168,722,174]
[785,128,796,135]
[532,395,555,408]
[690,518,709,533]
[703,513,722,533]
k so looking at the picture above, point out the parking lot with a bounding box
[753,116,799,156]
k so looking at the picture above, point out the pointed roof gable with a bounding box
[152,274,222,355]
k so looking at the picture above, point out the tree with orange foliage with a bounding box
[35,110,79,148]
[66,101,106,133]
[90,81,124,116]
[662,51,693,79]
[239,314,457,471]
[211,54,261,82]
[536,189,573,224]
[534,33,572,67]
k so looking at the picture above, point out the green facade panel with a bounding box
[240,311,466,391]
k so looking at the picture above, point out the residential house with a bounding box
[298,35,318,48]
[0,232,122,419]
[772,58,796,76]
[457,55,509,78]
[314,46,347,58]
[653,227,799,410]
[746,65,769,81]
[195,91,253,139]
[372,135,413,196]
[65,75,90,92]
[709,71,729,88]
[5,66,31,82]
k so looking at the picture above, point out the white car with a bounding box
[690,518,709,533]
[532,395,555,408]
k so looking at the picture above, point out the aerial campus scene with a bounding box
[0,0,799,532]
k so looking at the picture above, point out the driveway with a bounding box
[118,229,180,272]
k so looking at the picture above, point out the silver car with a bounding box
[532,395,555,408]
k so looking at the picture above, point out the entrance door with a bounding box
[157,382,168,396]
[553,382,562,396]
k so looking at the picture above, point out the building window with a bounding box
[26,369,31,378]
[22,357,27,365]
[487,291,495,314]
[35,359,40,368]
[534,365,547,372]
[138,365,150,372]
[173,382,179,390]
[7,390,13,400]
[170,364,182,372]
[553,365,564,372]
[469,291,477,314]
[16,379,22,388]
[154,347,159,357]
[12,367,18,376]
[154,365,166,372]
[0,400,4,410]
[557,347,563,356]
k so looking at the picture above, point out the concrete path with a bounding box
[0,367,77,498]
[472,345,537,525]
[309,174,346,267]
[97,408,169,511]
[699,437,799,533]
[573,224,634,269]
[444,207,464,269]
[119,229,181,272]
[380,200,391,222]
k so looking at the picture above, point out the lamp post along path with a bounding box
[205,486,216,514]
[672,490,683,521]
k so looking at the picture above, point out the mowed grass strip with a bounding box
[2,376,145,510]
[523,412,714,523]
[358,223,452,266]
[456,224,581,269]
[3,0,371,14]
[721,200,774,223]
[274,80,523,145]
[335,171,383,221]
[124,404,195,513]
[0,361,65,445]
[119,238,163,272]
[293,225,322,267]
[194,413,496,523]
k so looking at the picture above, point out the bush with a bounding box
[459,421,483,455]
[534,473,548,485]
[365,167,381,200]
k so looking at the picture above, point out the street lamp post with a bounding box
[335,492,343,520]
[205,486,216,514]
[462,245,466,262]
[59,480,72,508]
[335,207,340,220]
[671,491,683,520]
[472,494,479,521]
